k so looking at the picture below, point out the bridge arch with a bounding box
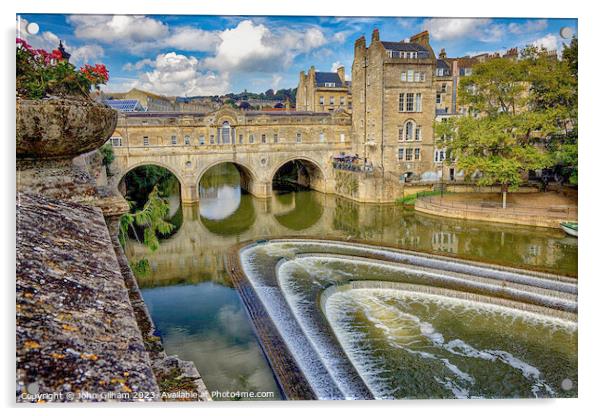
[271,156,326,193]
[196,160,258,196]
[115,160,186,190]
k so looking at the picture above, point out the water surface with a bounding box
[126,163,577,399]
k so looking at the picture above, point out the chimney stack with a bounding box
[371,28,380,43]
[337,66,345,83]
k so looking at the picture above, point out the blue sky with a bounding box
[17,14,577,96]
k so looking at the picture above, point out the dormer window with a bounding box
[324,82,336,88]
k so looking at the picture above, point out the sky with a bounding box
[17,14,577,97]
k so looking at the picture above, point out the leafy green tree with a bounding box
[435,52,567,207]
[118,185,174,251]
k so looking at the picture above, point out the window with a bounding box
[261,134,266,144]
[296,133,302,143]
[329,96,334,105]
[210,135,215,144]
[441,83,447,93]
[464,68,472,76]
[406,93,414,112]
[199,135,205,145]
[325,82,336,87]
[436,93,442,104]
[171,135,177,145]
[415,125,422,141]
[143,136,149,146]
[398,128,404,141]
[340,97,345,106]
[340,133,345,143]
[110,137,122,147]
[404,121,414,141]
[249,134,254,144]
[401,71,407,82]
[398,93,405,112]
[273,134,279,143]
[220,122,231,144]
[405,148,413,161]
[407,70,414,82]
[184,135,190,145]
[319,132,325,142]
[239,134,243,144]
[415,93,422,112]
[398,148,404,160]
[414,148,421,160]
[319,96,324,105]
[435,149,446,162]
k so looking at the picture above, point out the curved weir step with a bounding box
[230,238,578,400]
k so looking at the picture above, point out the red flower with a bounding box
[16,38,32,51]
[50,49,63,61]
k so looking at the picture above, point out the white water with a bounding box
[239,240,577,399]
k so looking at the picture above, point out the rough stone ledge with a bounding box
[16,191,210,402]
[16,192,159,402]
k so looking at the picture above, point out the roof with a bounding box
[381,41,430,57]
[436,59,450,69]
[315,72,344,88]
[103,99,145,112]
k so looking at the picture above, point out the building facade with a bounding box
[109,29,524,202]
[296,66,352,112]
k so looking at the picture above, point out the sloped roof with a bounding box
[436,59,450,69]
[103,99,145,112]
[315,72,344,88]
[381,41,430,57]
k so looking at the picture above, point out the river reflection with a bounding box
[128,163,577,400]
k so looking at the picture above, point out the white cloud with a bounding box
[70,44,105,65]
[531,33,560,52]
[123,58,154,71]
[330,61,343,72]
[508,19,548,35]
[18,17,104,66]
[333,31,352,43]
[68,15,220,54]
[423,18,503,42]
[204,20,326,73]
[69,15,168,43]
[130,52,230,96]
[161,26,221,52]
[270,74,283,91]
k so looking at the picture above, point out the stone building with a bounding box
[109,106,353,203]
[351,29,438,182]
[296,66,352,112]
[109,29,526,202]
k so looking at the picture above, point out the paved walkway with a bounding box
[415,192,577,228]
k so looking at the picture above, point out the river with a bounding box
[124,163,577,400]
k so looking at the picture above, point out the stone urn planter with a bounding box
[17,97,117,159]
[16,97,121,206]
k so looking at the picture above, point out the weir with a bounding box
[231,238,578,399]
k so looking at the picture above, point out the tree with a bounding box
[435,53,564,207]
[118,185,174,251]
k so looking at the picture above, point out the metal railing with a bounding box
[332,161,374,174]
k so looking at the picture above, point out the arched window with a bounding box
[220,121,231,144]
[404,120,415,141]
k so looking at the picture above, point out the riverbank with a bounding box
[415,192,577,228]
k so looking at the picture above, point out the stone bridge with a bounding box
[108,107,354,204]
